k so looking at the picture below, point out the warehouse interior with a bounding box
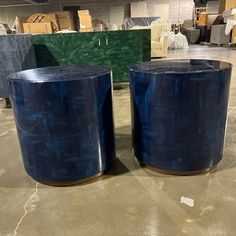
[0,0,236,235]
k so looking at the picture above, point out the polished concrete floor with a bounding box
[0,45,236,236]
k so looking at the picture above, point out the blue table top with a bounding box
[130,59,232,75]
[8,65,111,83]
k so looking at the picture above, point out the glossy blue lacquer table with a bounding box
[130,60,232,175]
[8,65,116,186]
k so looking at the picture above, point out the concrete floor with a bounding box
[0,45,236,236]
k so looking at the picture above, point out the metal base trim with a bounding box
[32,172,104,187]
[143,164,217,176]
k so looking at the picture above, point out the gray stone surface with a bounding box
[0,45,236,236]
[0,35,36,98]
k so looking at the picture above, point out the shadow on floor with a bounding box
[104,158,131,177]
[115,133,132,152]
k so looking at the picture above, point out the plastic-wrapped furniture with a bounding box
[124,17,160,29]
[0,34,36,98]
[130,60,232,175]
[8,65,115,186]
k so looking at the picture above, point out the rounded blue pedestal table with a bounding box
[8,65,116,186]
[130,60,232,175]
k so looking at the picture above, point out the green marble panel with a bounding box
[142,30,152,61]
[32,30,151,82]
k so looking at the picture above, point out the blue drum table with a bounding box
[130,60,232,175]
[8,65,116,186]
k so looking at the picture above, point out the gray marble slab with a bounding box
[0,34,36,98]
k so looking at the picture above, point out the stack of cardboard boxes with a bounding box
[78,10,93,32]
[17,10,94,34]
[18,11,75,34]
[196,0,236,44]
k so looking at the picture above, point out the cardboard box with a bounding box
[225,0,236,11]
[15,16,28,33]
[80,28,93,32]
[198,13,208,26]
[232,25,236,43]
[23,22,53,34]
[78,10,93,29]
[219,0,236,13]
[51,11,75,30]
[78,10,90,15]
[79,15,93,29]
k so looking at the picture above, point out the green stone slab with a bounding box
[32,30,151,83]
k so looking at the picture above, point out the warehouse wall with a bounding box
[63,0,194,24]
[0,0,194,28]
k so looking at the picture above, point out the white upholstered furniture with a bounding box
[131,21,170,58]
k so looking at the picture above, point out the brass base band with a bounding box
[33,172,104,187]
[143,164,217,176]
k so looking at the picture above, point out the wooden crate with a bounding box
[23,22,53,34]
